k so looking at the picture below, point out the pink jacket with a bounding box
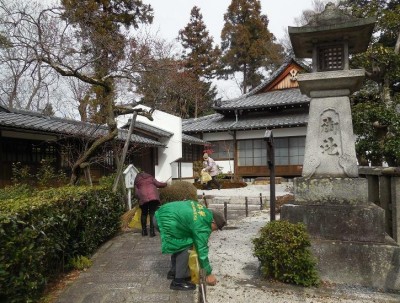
[203,157,219,177]
[134,172,167,205]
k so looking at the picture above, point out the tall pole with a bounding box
[264,130,275,221]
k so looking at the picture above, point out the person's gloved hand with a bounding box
[206,274,217,286]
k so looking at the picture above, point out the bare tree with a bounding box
[0,0,159,185]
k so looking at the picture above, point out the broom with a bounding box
[120,206,138,231]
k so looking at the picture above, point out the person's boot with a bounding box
[149,214,156,237]
[141,214,148,236]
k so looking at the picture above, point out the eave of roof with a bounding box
[121,120,173,138]
[182,133,208,145]
[213,88,310,114]
[182,111,308,134]
[212,58,311,114]
[0,111,165,147]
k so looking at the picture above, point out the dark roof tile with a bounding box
[183,111,308,133]
[0,111,164,147]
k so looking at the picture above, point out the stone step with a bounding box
[207,205,264,221]
[208,203,263,211]
[199,196,267,205]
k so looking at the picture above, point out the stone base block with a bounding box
[294,177,368,205]
[311,238,400,291]
[281,203,385,242]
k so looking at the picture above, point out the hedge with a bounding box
[0,185,124,303]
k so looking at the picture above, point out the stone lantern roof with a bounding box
[289,2,376,58]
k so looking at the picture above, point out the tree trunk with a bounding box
[112,112,138,193]
[242,64,248,94]
[69,128,118,185]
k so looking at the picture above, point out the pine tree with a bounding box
[178,6,221,117]
[178,6,220,80]
[220,0,284,93]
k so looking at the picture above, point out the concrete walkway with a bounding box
[56,231,194,303]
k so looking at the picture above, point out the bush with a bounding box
[252,220,319,287]
[0,185,124,303]
[159,181,198,203]
[0,183,32,201]
[69,255,93,271]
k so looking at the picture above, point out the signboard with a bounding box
[123,164,139,189]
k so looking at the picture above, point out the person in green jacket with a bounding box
[154,200,226,291]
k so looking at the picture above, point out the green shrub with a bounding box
[69,255,93,270]
[36,159,67,187]
[0,183,33,201]
[252,220,319,287]
[0,185,124,303]
[159,181,198,203]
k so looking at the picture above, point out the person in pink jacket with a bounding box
[134,171,167,237]
[202,153,221,190]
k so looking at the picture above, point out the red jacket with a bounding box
[134,172,167,205]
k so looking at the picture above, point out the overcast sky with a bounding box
[147,0,315,44]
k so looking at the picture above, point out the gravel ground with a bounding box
[204,210,400,303]
[197,183,290,198]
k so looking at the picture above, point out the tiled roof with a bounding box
[183,111,308,133]
[213,57,311,113]
[243,57,310,97]
[0,110,165,147]
[182,133,208,145]
[121,120,173,138]
[214,88,310,112]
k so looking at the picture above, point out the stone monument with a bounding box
[281,3,400,291]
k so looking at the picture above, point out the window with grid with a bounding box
[237,139,267,166]
[3,138,57,164]
[210,141,234,160]
[275,137,305,165]
[318,45,343,71]
[182,144,203,162]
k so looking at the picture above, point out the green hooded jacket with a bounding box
[155,200,213,275]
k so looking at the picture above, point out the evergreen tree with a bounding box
[178,6,220,80]
[220,0,284,94]
[178,6,220,117]
[338,0,400,165]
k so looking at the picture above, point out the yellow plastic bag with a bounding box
[200,171,212,183]
[188,249,200,284]
[128,207,142,230]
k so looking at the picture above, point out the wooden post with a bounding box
[245,197,248,217]
[264,129,276,221]
[202,193,208,208]
[224,202,228,222]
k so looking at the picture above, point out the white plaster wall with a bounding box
[217,160,234,174]
[236,127,307,139]
[171,162,194,179]
[203,127,307,142]
[116,105,181,183]
[203,132,234,141]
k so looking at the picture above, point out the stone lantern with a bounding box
[281,3,400,291]
[289,2,375,178]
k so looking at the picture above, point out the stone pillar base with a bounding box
[281,203,386,242]
[311,238,400,291]
[294,177,368,205]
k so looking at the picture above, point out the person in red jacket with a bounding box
[134,171,167,237]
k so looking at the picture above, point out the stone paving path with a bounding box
[56,231,195,303]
